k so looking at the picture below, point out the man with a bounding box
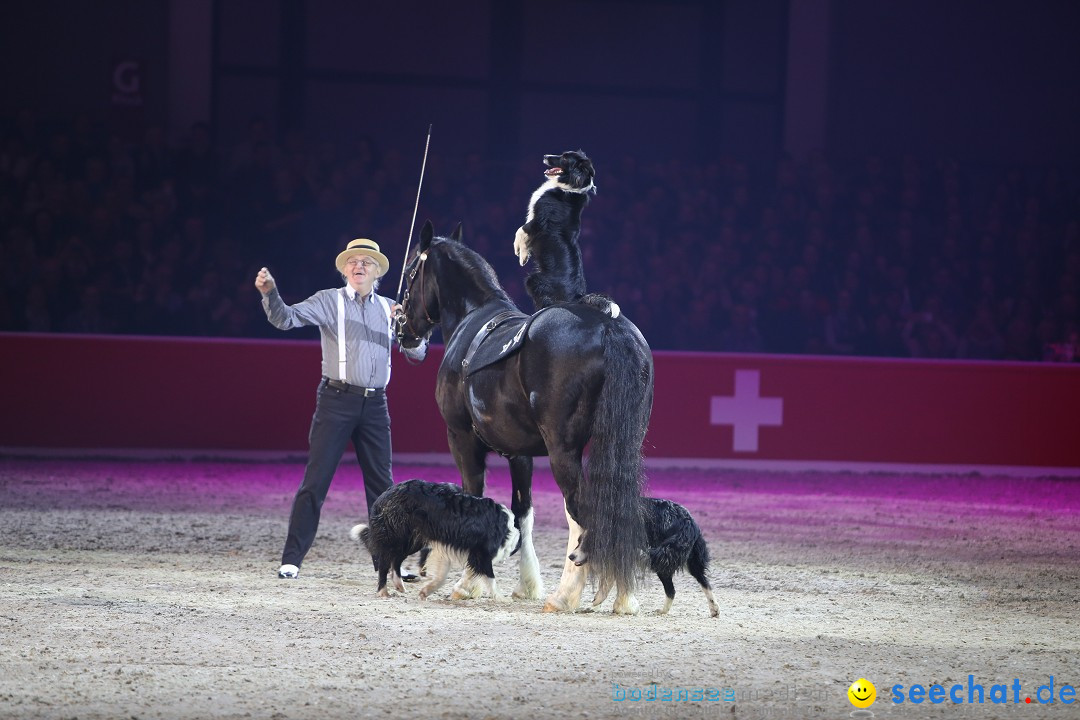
[255,238,426,579]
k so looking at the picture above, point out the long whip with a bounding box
[396,123,432,302]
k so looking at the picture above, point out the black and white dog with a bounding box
[570,497,720,617]
[513,150,597,310]
[350,479,520,601]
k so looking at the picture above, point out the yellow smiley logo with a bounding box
[848,678,876,708]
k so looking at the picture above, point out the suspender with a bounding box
[337,290,347,380]
[338,289,394,384]
[377,294,393,385]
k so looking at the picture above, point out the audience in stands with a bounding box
[1,110,1077,362]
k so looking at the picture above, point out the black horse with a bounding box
[396,221,654,614]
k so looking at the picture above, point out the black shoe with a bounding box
[400,571,420,583]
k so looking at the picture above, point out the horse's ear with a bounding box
[450,222,463,242]
[420,220,433,251]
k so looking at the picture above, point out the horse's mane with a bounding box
[435,238,515,307]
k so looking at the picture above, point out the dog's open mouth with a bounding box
[544,167,563,176]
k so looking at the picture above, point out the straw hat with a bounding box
[335,239,389,277]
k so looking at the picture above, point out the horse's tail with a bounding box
[579,316,654,592]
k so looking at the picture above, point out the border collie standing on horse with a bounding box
[395,221,654,614]
[513,150,596,310]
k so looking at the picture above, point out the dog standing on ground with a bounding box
[350,479,520,601]
[570,497,720,617]
[513,150,596,310]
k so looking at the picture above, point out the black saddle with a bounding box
[461,308,555,377]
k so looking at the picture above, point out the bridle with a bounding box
[396,241,500,351]
[395,250,437,346]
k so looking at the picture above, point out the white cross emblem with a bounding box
[710,369,783,452]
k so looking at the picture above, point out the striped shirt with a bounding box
[262,285,420,389]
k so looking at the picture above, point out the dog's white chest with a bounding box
[525,178,559,224]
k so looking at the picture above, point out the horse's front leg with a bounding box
[508,455,543,600]
[543,499,588,613]
[446,427,488,599]
[448,426,488,496]
[611,578,641,615]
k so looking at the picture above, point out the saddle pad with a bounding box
[462,308,553,377]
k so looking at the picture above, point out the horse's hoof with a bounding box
[377,588,390,598]
[612,595,640,615]
[512,584,544,601]
[543,595,578,613]
[542,595,570,613]
[452,582,483,600]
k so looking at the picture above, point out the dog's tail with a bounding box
[688,535,711,575]
[349,523,372,553]
[578,316,653,595]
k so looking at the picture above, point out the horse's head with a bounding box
[395,220,463,349]
[396,220,516,349]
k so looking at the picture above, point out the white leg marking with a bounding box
[612,587,641,615]
[513,509,544,600]
[543,501,587,613]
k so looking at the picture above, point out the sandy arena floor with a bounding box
[1,457,1078,719]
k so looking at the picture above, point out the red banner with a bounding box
[2,333,1077,468]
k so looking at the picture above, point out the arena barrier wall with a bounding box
[2,332,1078,469]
